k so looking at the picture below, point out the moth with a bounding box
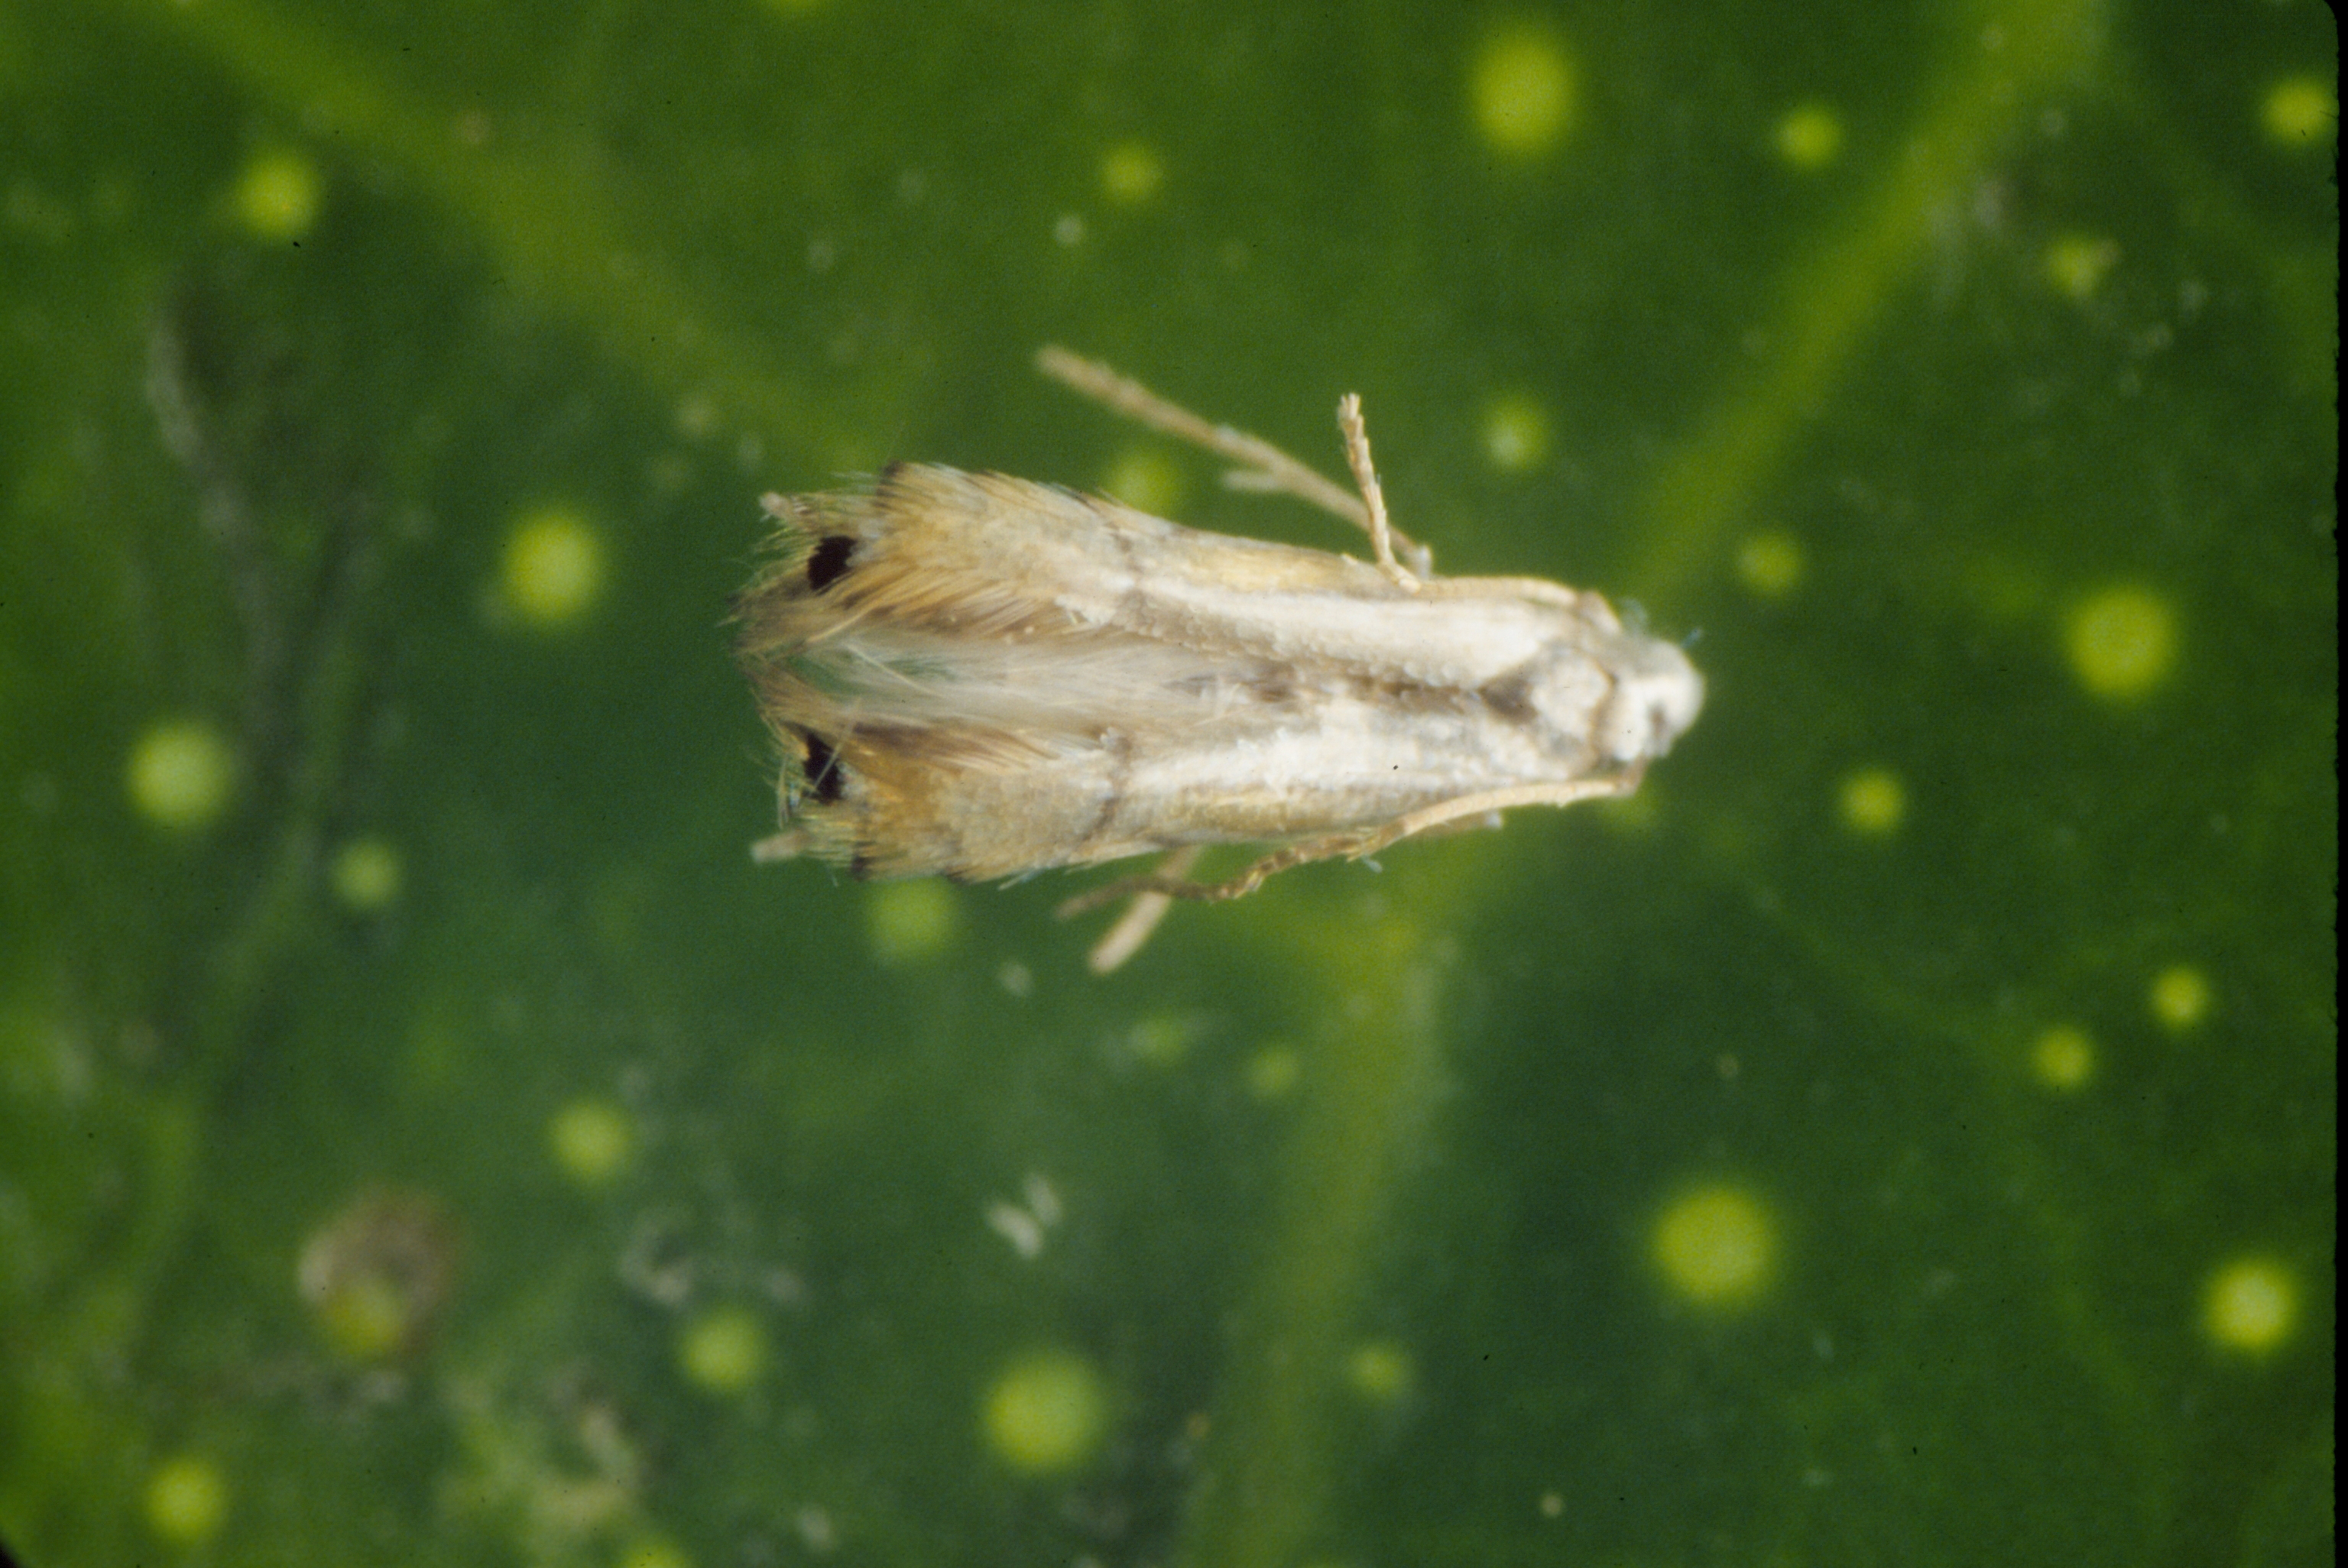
[736,348,1703,971]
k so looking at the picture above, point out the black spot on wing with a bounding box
[805,535,857,591]
[798,731,848,805]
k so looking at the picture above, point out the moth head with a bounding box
[1595,633,1704,763]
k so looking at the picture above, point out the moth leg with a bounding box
[1036,345,1430,574]
[1082,845,1202,974]
[1056,839,1331,916]
[1062,819,1435,912]
[1337,393,1425,590]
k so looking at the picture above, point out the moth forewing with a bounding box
[735,351,1704,970]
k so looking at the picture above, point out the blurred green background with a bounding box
[1,0,2334,1563]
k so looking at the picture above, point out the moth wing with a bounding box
[741,462,1404,654]
[736,465,1299,879]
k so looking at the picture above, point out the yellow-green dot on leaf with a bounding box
[1100,445,1185,517]
[316,1275,412,1362]
[2260,75,2337,147]
[1652,1183,1778,1310]
[235,148,321,242]
[2030,1025,2096,1091]
[1126,1012,1200,1067]
[1837,766,1905,837]
[1345,1340,1416,1408]
[329,837,403,911]
[2043,232,2121,302]
[2202,1255,2298,1354]
[618,1537,694,1568]
[128,718,236,831]
[2149,964,2213,1032]
[550,1098,636,1187]
[678,1305,768,1395]
[501,505,605,627]
[1244,1043,1302,1100]
[982,1348,1110,1475]
[1735,531,1804,598]
[144,1454,229,1545]
[2064,583,2176,703]
[1100,141,1165,206]
[1480,394,1551,473]
[1471,24,1576,158]
[866,879,958,964]
[1773,102,1844,170]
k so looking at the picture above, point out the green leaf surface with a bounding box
[2,1,2333,1564]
